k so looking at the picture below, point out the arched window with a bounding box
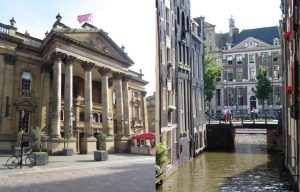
[22,71,31,96]
[177,7,180,25]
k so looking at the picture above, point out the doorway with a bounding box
[250,96,256,110]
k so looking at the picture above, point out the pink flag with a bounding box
[77,13,92,24]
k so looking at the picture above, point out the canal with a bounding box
[157,134,294,192]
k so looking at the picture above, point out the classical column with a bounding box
[63,55,76,138]
[98,67,112,135]
[114,73,124,135]
[142,91,149,133]
[122,75,130,136]
[40,63,51,131]
[81,62,94,138]
[50,52,63,138]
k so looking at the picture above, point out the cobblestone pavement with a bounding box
[0,153,155,192]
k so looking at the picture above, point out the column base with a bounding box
[104,136,115,153]
[47,138,65,155]
[63,137,77,154]
[80,137,97,154]
[114,135,130,153]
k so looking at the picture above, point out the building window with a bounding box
[274,86,281,105]
[228,88,234,106]
[93,113,99,123]
[22,71,31,96]
[168,111,172,124]
[237,87,243,106]
[249,67,256,80]
[19,110,30,133]
[192,89,196,117]
[273,38,279,45]
[60,110,64,121]
[227,68,233,81]
[248,53,255,64]
[236,54,242,64]
[273,66,280,79]
[261,52,269,62]
[79,112,84,121]
[227,55,233,65]
[272,51,279,62]
[236,68,243,81]
[133,106,139,120]
[216,89,221,106]
[113,91,116,105]
[166,7,170,36]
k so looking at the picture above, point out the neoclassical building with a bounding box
[0,14,148,154]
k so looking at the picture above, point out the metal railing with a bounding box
[0,23,9,34]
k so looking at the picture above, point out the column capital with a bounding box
[4,54,16,65]
[81,62,94,71]
[63,55,76,66]
[98,67,110,76]
[41,63,52,73]
[50,52,64,62]
[113,72,126,80]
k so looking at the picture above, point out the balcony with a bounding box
[0,24,9,34]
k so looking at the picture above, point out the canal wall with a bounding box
[206,124,235,150]
[267,129,283,151]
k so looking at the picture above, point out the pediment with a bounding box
[14,97,37,109]
[55,29,133,65]
[232,37,271,50]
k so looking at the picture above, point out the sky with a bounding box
[0,0,282,96]
[0,0,156,96]
[190,0,282,33]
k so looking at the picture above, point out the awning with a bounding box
[132,133,155,140]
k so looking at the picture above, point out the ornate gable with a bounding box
[232,37,271,50]
[55,29,133,65]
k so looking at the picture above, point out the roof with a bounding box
[232,26,279,46]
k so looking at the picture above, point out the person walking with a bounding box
[222,106,229,123]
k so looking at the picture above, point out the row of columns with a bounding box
[49,51,127,139]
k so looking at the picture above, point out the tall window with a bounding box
[228,88,234,106]
[261,52,269,62]
[19,110,30,133]
[133,106,139,120]
[216,89,221,106]
[272,51,279,62]
[165,7,170,36]
[227,68,233,81]
[237,87,243,106]
[248,53,255,64]
[274,86,281,105]
[227,55,233,65]
[249,67,255,80]
[236,68,243,81]
[236,54,242,64]
[273,66,280,79]
[22,71,31,96]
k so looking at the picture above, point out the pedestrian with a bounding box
[222,106,229,123]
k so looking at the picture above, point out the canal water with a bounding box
[157,134,294,192]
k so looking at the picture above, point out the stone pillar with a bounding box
[63,55,77,152]
[122,75,130,136]
[114,73,124,135]
[80,62,96,154]
[50,52,63,138]
[98,67,112,135]
[63,55,76,138]
[142,91,149,133]
[40,63,51,131]
[0,54,16,134]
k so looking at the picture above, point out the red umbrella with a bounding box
[132,133,155,140]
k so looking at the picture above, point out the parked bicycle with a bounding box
[6,148,34,169]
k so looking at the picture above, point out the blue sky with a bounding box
[0,0,156,95]
[191,0,282,33]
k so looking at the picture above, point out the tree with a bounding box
[204,52,224,111]
[252,66,273,111]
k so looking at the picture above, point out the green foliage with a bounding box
[97,133,107,150]
[156,143,168,168]
[204,52,224,102]
[252,66,273,108]
[31,126,45,152]
[180,131,187,138]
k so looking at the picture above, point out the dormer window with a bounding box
[273,38,279,45]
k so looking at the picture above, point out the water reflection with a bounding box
[157,134,294,192]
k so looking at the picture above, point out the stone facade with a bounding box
[204,18,283,116]
[146,94,155,134]
[0,15,148,154]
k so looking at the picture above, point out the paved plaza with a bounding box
[0,153,155,192]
